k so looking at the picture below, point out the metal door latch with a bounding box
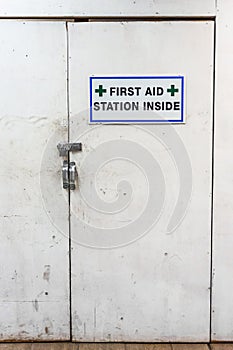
[69,161,76,190]
[62,160,69,189]
[62,160,77,190]
[57,142,82,157]
[58,142,82,190]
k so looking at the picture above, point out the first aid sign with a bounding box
[89,76,184,123]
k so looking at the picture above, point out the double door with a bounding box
[0,20,214,342]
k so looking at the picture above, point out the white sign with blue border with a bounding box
[90,76,184,123]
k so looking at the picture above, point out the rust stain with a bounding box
[32,299,39,312]
[43,265,51,282]
[43,318,53,336]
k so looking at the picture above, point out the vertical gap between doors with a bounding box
[210,18,217,342]
[66,21,73,342]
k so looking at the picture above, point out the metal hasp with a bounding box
[62,160,69,189]
[69,162,77,190]
[62,160,77,190]
[58,142,81,190]
[57,142,82,157]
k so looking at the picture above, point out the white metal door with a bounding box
[68,21,214,342]
[0,21,70,340]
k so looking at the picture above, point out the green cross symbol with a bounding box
[95,84,107,97]
[167,84,179,96]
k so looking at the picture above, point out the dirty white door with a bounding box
[68,21,214,342]
[0,21,70,340]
